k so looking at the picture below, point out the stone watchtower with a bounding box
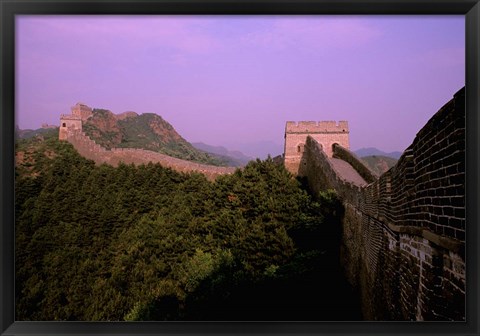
[71,102,93,121]
[284,121,349,175]
[59,102,93,140]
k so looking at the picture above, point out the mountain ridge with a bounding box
[354,147,402,160]
[359,155,398,177]
[18,116,402,173]
[81,108,232,167]
[192,142,253,167]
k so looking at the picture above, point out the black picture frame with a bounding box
[1,0,479,335]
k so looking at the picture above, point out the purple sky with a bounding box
[16,15,464,156]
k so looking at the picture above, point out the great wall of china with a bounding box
[59,104,236,180]
[284,87,465,320]
[60,88,465,320]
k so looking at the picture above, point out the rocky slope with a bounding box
[82,109,230,166]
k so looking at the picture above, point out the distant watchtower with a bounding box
[284,121,349,175]
[71,102,93,121]
[59,102,93,140]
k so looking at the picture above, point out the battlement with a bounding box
[71,102,93,121]
[286,121,349,133]
[298,88,466,321]
[284,120,350,172]
[41,123,57,129]
[60,114,82,120]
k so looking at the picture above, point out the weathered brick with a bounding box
[298,89,467,321]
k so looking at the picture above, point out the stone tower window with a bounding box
[297,145,301,153]
[62,123,66,127]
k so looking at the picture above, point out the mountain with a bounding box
[192,142,253,167]
[82,108,230,166]
[16,126,59,140]
[223,140,283,160]
[354,147,402,160]
[360,155,398,177]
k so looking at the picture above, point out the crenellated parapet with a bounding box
[299,88,466,321]
[59,113,83,140]
[284,120,350,175]
[285,120,349,133]
[70,102,93,121]
[60,114,81,119]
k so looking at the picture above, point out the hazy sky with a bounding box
[16,15,464,155]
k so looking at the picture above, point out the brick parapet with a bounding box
[301,88,466,321]
[60,114,81,120]
[303,136,363,206]
[71,102,93,121]
[361,88,465,241]
[286,120,349,133]
[284,120,350,174]
[332,143,377,184]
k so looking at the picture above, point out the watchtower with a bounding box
[59,103,92,141]
[71,102,93,121]
[284,121,350,175]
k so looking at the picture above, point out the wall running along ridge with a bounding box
[60,126,236,181]
[299,88,465,321]
[332,144,377,183]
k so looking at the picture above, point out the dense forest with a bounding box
[15,132,360,321]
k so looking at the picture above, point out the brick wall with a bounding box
[301,88,465,320]
[59,115,82,141]
[71,102,93,121]
[62,129,235,180]
[284,121,350,175]
[332,143,377,184]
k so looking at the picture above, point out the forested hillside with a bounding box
[15,134,359,321]
[16,126,58,140]
[82,109,230,166]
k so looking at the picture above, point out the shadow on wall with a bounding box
[300,87,466,321]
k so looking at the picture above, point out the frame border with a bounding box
[1,0,479,335]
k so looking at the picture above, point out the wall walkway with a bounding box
[329,158,367,186]
[63,129,236,180]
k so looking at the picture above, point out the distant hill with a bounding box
[354,147,402,160]
[192,142,253,167]
[82,109,232,167]
[16,126,59,140]
[222,140,283,160]
[360,155,398,177]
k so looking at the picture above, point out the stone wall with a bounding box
[332,143,377,184]
[71,102,93,121]
[284,120,350,175]
[301,88,465,320]
[59,114,82,141]
[300,137,362,199]
[63,129,236,180]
